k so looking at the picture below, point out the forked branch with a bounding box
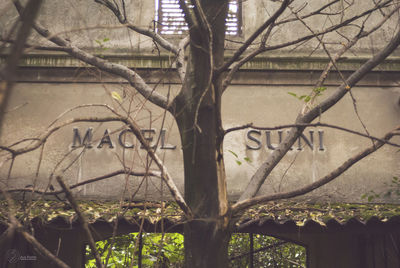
[13,0,171,111]
[56,176,104,268]
[1,113,192,218]
[217,0,290,74]
[94,0,179,54]
[7,169,161,195]
[232,127,400,213]
[238,17,400,201]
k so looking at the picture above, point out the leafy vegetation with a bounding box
[86,232,306,267]
[228,150,252,166]
[229,234,306,268]
[86,233,184,267]
[288,87,327,102]
[362,176,400,202]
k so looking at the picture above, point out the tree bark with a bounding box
[174,1,232,267]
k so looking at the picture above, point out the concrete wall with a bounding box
[1,0,399,55]
[0,0,399,202]
[1,79,399,202]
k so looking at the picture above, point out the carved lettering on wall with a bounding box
[71,128,177,150]
[71,128,325,152]
[246,129,325,151]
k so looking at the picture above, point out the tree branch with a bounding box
[0,184,70,267]
[221,1,394,93]
[94,0,179,55]
[19,229,70,268]
[238,19,400,201]
[0,0,42,134]
[1,113,192,218]
[6,169,161,195]
[56,176,103,268]
[217,0,290,75]
[13,0,171,111]
[263,0,393,52]
[178,0,196,28]
[224,122,400,148]
[177,36,189,82]
[222,0,394,91]
[276,0,340,26]
[232,127,399,214]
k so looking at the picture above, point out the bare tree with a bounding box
[1,0,400,267]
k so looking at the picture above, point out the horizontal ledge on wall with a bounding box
[12,67,400,87]
[2,53,400,72]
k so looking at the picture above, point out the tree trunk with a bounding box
[174,1,231,267]
[184,221,231,267]
[176,92,231,266]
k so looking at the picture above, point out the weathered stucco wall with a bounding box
[0,0,399,202]
[1,0,399,55]
[1,80,399,202]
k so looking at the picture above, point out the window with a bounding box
[155,0,242,36]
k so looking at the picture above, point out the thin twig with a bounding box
[56,176,104,268]
[224,122,400,148]
[94,0,179,54]
[7,169,161,195]
[233,127,399,213]
[13,0,170,111]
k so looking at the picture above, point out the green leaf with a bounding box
[304,96,311,102]
[244,157,252,163]
[235,160,242,166]
[314,87,326,93]
[103,38,110,42]
[111,91,123,102]
[228,150,238,158]
[368,195,374,202]
[288,92,297,97]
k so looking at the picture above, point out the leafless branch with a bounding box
[276,0,341,26]
[6,169,161,195]
[303,3,400,115]
[177,36,189,82]
[0,0,42,133]
[13,0,171,111]
[56,176,104,268]
[238,21,400,201]
[264,0,393,51]
[178,0,196,28]
[222,1,395,93]
[0,37,70,52]
[94,0,179,54]
[232,127,399,213]
[225,122,400,148]
[290,2,385,146]
[222,0,394,91]
[19,229,71,268]
[217,0,290,75]
[0,183,70,267]
[0,112,192,218]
